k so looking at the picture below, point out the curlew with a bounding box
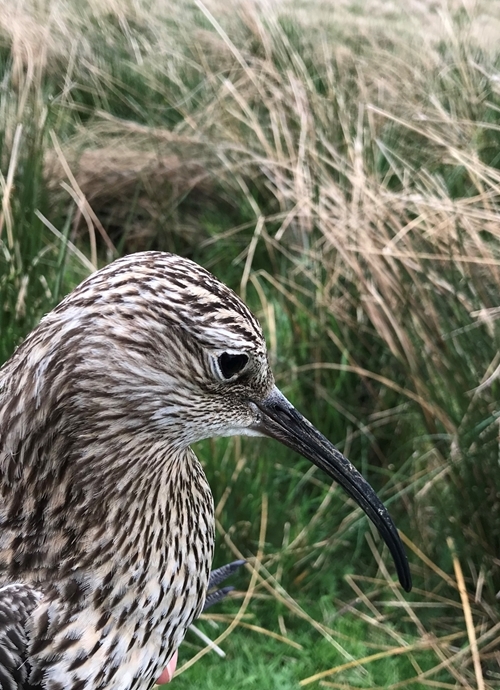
[0,251,411,690]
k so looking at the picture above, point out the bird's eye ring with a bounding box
[217,352,249,379]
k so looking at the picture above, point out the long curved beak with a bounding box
[251,388,412,592]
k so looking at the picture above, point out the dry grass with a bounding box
[45,145,215,250]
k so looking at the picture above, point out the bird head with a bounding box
[0,251,411,591]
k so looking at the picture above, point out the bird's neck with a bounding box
[0,423,214,588]
[22,446,215,690]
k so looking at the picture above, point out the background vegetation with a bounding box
[1,0,500,687]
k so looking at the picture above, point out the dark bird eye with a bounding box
[218,353,249,379]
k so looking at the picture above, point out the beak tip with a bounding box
[402,575,412,593]
[396,557,412,592]
[402,570,413,593]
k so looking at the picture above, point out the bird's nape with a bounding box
[251,388,412,592]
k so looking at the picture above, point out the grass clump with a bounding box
[2,0,500,686]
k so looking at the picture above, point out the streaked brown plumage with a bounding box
[0,251,411,690]
[0,561,242,690]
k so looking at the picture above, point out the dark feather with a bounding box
[0,584,42,690]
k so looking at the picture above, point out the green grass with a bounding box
[2,0,500,686]
[171,618,449,690]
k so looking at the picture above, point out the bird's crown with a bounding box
[55,251,266,355]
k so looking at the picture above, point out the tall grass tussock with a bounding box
[2,0,500,687]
